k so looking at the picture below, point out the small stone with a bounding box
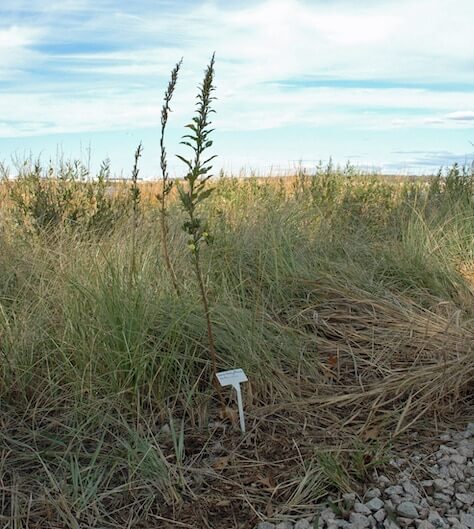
[343,492,356,509]
[397,502,419,519]
[350,513,370,529]
[276,523,294,529]
[258,523,276,529]
[443,445,459,454]
[433,493,452,504]
[428,511,448,528]
[449,466,465,480]
[416,522,435,529]
[384,520,400,529]
[433,479,450,492]
[378,475,391,487]
[320,509,336,522]
[159,423,171,434]
[365,488,382,500]
[438,467,450,479]
[460,514,474,529]
[294,520,311,529]
[355,503,372,515]
[386,486,404,496]
[374,510,386,523]
[336,521,351,529]
[391,495,404,505]
[458,446,473,458]
[397,518,414,528]
[455,493,473,506]
[402,481,420,498]
[450,455,466,465]
[366,498,384,512]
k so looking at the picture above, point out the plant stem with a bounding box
[130,142,142,282]
[192,248,224,404]
[159,60,182,296]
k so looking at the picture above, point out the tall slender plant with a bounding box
[130,142,143,281]
[176,53,223,405]
[158,59,182,296]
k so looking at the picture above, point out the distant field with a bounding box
[0,161,473,528]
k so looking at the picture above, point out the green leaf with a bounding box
[176,154,192,169]
[203,155,218,165]
[196,188,213,204]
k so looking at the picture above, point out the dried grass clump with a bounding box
[271,281,473,438]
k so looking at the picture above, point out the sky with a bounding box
[0,0,473,178]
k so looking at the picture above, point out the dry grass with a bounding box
[0,166,473,528]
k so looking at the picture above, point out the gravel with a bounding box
[256,422,474,529]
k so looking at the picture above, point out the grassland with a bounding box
[0,160,473,528]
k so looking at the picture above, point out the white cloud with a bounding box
[446,111,474,121]
[0,26,44,77]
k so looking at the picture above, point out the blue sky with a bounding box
[1,0,473,177]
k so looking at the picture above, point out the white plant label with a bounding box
[216,368,248,433]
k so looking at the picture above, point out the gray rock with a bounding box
[159,423,171,435]
[415,522,435,529]
[384,520,400,529]
[438,467,451,479]
[446,517,460,524]
[276,523,294,529]
[355,503,372,515]
[440,445,458,455]
[397,502,419,519]
[365,488,382,500]
[384,499,396,514]
[455,493,473,506]
[427,511,448,528]
[434,479,451,492]
[374,509,386,523]
[343,492,357,508]
[433,492,452,503]
[402,481,420,498]
[386,486,404,496]
[336,521,351,529]
[397,518,414,528]
[378,475,392,487]
[365,498,384,512]
[391,495,404,505]
[258,523,276,529]
[458,446,473,458]
[450,455,467,465]
[320,509,336,522]
[350,513,370,529]
[294,520,311,529]
[460,514,474,529]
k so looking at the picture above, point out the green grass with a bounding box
[0,163,473,527]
